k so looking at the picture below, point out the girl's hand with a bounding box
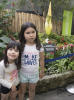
[11,85,16,92]
[39,71,45,79]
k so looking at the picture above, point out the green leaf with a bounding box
[0,36,11,43]
[0,30,3,34]
[0,43,6,48]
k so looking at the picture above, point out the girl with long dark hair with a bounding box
[0,41,21,100]
[19,22,45,100]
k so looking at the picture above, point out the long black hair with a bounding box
[19,22,41,53]
[4,41,21,70]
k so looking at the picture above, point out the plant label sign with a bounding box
[43,44,55,53]
[43,44,56,59]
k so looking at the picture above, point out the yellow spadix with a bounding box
[45,1,52,35]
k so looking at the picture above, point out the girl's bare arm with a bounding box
[39,51,45,78]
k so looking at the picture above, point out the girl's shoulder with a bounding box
[0,60,4,64]
[0,60,5,66]
[0,60,5,68]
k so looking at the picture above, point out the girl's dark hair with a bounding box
[19,22,41,53]
[4,41,21,70]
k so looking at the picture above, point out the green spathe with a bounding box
[62,10,73,36]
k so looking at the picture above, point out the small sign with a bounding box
[43,44,56,60]
[43,44,55,52]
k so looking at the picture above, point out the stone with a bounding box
[36,71,74,93]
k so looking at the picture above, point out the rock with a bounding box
[36,71,74,93]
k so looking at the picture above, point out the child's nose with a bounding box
[30,33,33,36]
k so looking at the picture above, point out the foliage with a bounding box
[17,0,74,20]
[0,0,15,60]
[0,0,15,34]
[17,0,49,16]
[38,32,74,75]
[45,58,74,75]
[39,32,74,44]
[0,34,11,60]
[68,61,74,70]
[52,0,73,20]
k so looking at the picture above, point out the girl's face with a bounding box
[24,27,36,44]
[7,47,19,63]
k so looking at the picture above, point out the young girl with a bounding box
[0,41,21,100]
[19,22,45,100]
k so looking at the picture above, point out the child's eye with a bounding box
[32,31,35,33]
[25,31,36,34]
[26,32,30,34]
[15,49,19,52]
[9,48,19,52]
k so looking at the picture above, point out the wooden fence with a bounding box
[9,12,62,34]
[10,12,46,33]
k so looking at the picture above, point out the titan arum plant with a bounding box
[45,1,52,35]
